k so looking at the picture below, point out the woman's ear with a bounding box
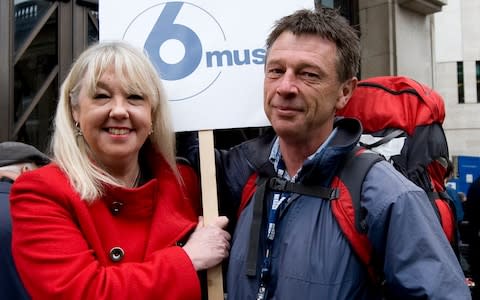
[72,109,79,123]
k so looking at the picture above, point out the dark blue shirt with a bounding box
[0,181,30,299]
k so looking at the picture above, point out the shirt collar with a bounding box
[269,128,339,182]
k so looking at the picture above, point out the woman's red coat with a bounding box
[10,155,202,300]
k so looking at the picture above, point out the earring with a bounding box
[149,122,154,135]
[75,122,83,136]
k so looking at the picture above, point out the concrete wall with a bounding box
[359,1,396,77]
[359,0,445,85]
[435,0,480,157]
[396,9,435,85]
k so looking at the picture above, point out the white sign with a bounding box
[466,173,474,184]
[100,0,314,132]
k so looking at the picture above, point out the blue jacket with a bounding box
[0,180,30,300]
[446,186,464,222]
[210,118,470,300]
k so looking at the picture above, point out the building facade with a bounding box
[1,0,450,152]
[0,0,98,152]
[435,0,480,158]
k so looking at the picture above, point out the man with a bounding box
[0,141,50,300]
[203,8,470,300]
[178,7,470,300]
[445,159,465,223]
[465,176,480,299]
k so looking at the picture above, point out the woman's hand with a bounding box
[182,216,231,270]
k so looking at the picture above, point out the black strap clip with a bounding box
[268,177,289,192]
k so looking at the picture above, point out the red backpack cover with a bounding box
[337,75,456,243]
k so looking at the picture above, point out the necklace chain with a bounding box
[131,168,142,188]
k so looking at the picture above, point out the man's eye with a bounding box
[271,68,283,74]
[302,72,319,79]
[266,68,283,78]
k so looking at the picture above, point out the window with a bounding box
[457,61,464,104]
[0,0,99,146]
[316,0,359,27]
[318,0,334,7]
[13,1,58,150]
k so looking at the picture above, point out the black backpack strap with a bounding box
[268,177,339,199]
[246,176,269,277]
[359,128,404,150]
[338,149,385,233]
[244,148,384,279]
[245,175,338,277]
[330,148,387,285]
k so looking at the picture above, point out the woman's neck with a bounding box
[105,162,141,188]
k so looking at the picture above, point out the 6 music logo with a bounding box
[123,1,265,101]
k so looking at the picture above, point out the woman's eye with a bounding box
[93,93,109,99]
[128,94,144,100]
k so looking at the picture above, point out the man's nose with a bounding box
[276,71,298,96]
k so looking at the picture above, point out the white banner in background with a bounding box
[99,0,314,132]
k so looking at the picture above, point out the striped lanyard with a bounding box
[256,166,292,300]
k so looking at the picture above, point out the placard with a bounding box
[100,0,314,131]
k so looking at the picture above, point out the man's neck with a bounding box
[276,121,335,177]
[278,139,320,177]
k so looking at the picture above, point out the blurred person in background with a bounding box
[465,176,480,299]
[0,141,50,300]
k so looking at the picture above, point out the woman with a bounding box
[10,41,230,299]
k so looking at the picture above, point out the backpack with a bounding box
[238,76,458,283]
[240,147,385,282]
[336,75,457,245]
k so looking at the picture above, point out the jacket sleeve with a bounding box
[362,161,471,300]
[176,131,259,219]
[10,170,201,300]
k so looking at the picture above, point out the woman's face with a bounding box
[72,67,153,172]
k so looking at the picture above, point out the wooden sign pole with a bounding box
[198,130,224,300]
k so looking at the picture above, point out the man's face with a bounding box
[264,31,354,145]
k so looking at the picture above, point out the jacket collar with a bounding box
[240,117,363,185]
[300,117,362,186]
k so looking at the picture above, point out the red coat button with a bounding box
[109,247,125,262]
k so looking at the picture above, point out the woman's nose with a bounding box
[109,97,129,119]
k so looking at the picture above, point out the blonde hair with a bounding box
[51,41,177,201]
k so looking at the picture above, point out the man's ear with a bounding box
[21,164,36,173]
[21,165,29,173]
[336,77,358,110]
